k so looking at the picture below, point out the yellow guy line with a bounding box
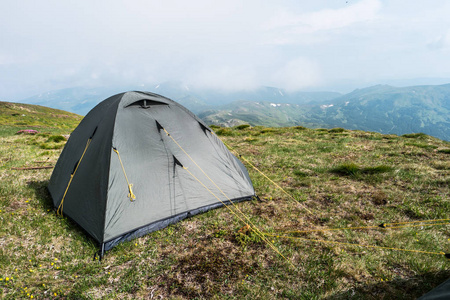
[280,221,450,235]
[113,148,136,201]
[162,127,295,268]
[380,222,450,230]
[219,138,312,215]
[57,138,92,216]
[183,166,295,269]
[382,219,450,226]
[265,233,447,257]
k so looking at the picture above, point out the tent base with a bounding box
[102,195,256,254]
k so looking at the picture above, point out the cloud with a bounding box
[267,0,382,44]
[2,0,450,100]
[271,58,322,91]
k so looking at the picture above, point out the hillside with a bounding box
[315,84,450,140]
[201,84,450,141]
[0,101,82,133]
[0,104,449,299]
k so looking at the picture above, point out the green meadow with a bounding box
[0,102,449,299]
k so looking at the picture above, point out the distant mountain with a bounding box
[17,82,450,141]
[198,101,313,127]
[19,86,128,116]
[18,82,341,115]
[315,84,450,140]
[200,84,450,141]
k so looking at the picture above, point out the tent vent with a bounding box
[126,99,169,109]
[198,122,211,134]
[90,126,98,139]
[173,155,184,168]
[71,159,80,175]
[155,120,164,131]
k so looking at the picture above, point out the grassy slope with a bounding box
[0,101,82,133]
[0,104,449,299]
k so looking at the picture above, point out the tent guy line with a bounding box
[278,219,450,234]
[160,123,296,268]
[57,137,91,216]
[264,233,449,258]
[113,148,136,201]
[220,138,313,215]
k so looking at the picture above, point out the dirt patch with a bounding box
[159,239,259,298]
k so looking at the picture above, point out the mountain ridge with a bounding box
[15,82,450,141]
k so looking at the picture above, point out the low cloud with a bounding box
[1,0,450,100]
[271,58,322,91]
[185,65,259,91]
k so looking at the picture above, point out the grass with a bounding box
[0,104,449,299]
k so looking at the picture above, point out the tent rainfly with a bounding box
[48,91,256,256]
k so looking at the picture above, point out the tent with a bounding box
[48,91,255,255]
[418,278,450,300]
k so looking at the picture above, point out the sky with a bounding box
[1,0,450,100]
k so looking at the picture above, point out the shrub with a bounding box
[244,137,259,143]
[331,163,360,176]
[328,128,346,133]
[402,133,428,139]
[361,165,393,174]
[331,163,393,177]
[215,128,234,136]
[235,124,250,130]
[293,170,308,177]
[260,128,276,134]
[46,135,66,143]
[40,142,65,150]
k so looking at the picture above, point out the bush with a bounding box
[331,163,393,177]
[260,128,276,134]
[40,142,65,150]
[331,163,360,176]
[293,170,308,177]
[328,128,346,133]
[235,124,251,130]
[46,135,66,143]
[361,165,393,174]
[215,128,235,136]
[402,133,428,139]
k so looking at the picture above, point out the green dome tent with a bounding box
[48,91,255,256]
